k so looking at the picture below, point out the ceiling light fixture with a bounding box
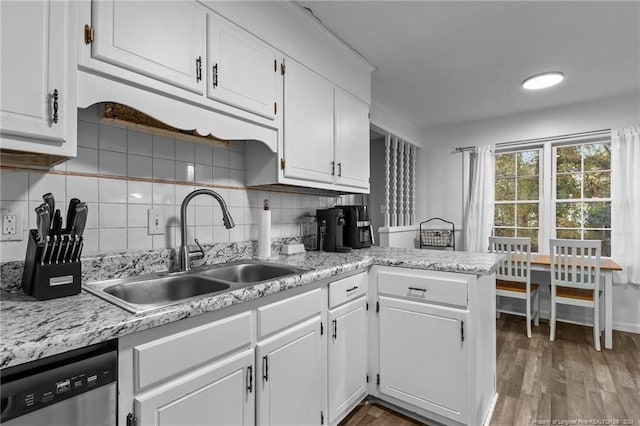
[522,72,564,90]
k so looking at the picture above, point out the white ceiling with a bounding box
[296,1,640,130]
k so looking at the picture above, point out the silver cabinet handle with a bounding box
[408,286,427,293]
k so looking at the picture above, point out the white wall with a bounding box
[417,91,640,332]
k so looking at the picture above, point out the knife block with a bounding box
[21,229,81,300]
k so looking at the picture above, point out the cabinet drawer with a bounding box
[258,288,322,339]
[329,272,368,308]
[135,311,252,390]
[377,268,470,308]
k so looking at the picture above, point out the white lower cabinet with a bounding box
[327,296,367,425]
[378,296,468,421]
[135,349,254,426]
[371,266,497,426]
[256,317,324,426]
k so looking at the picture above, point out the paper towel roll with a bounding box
[257,209,271,259]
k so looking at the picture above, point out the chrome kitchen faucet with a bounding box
[179,189,235,271]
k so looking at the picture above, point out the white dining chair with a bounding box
[549,239,602,351]
[489,236,540,338]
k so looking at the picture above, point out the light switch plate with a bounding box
[1,208,22,241]
[148,208,165,235]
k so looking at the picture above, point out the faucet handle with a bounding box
[190,238,206,261]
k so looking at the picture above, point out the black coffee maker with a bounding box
[316,208,352,252]
[341,205,373,249]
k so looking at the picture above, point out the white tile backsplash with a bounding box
[1,170,28,200]
[99,124,127,153]
[0,108,330,261]
[99,178,127,203]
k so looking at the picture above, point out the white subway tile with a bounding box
[127,181,152,204]
[0,238,28,261]
[175,161,195,183]
[212,147,228,167]
[77,121,99,148]
[247,224,258,241]
[128,204,150,228]
[85,203,99,229]
[213,167,229,186]
[229,225,244,242]
[229,207,244,226]
[175,141,195,163]
[152,158,175,181]
[152,183,174,205]
[99,124,127,152]
[127,154,153,179]
[194,164,213,185]
[213,225,229,243]
[67,147,99,174]
[99,150,127,176]
[194,226,213,244]
[228,151,244,170]
[98,178,127,203]
[128,130,152,156]
[67,175,98,203]
[99,203,127,228]
[228,169,245,187]
[228,189,249,207]
[1,170,28,200]
[99,228,127,252]
[81,229,99,255]
[153,227,177,249]
[127,228,153,250]
[195,143,213,166]
[195,206,214,226]
[28,172,65,202]
[174,185,195,205]
[153,135,174,160]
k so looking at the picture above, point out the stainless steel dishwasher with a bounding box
[1,340,117,426]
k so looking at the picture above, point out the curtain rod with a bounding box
[453,128,610,153]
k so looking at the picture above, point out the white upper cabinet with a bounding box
[91,0,205,94]
[207,12,280,120]
[0,0,76,157]
[283,60,336,184]
[334,90,370,190]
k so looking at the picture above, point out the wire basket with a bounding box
[420,229,454,247]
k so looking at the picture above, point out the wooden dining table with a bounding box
[529,254,623,349]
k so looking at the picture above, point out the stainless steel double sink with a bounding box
[83,260,309,314]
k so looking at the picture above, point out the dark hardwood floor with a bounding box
[340,314,640,426]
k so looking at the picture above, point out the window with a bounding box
[494,150,541,251]
[554,142,611,256]
[493,139,612,256]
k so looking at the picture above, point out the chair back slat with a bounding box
[550,239,601,291]
[489,237,531,284]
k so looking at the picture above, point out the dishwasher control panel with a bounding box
[1,348,116,422]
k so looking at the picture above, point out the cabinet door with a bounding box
[256,316,323,426]
[0,0,71,143]
[378,296,469,423]
[283,60,335,184]
[334,90,370,190]
[328,297,367,424]
[92,0,205,93]
[135,349,254,426]
[207,13,279,120]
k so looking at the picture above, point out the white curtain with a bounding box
[611,125,640,285]
[464,145,495,252]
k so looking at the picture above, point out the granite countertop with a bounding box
[1,247,503,369]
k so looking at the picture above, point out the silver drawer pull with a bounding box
[346,286,359,293]
[408,286,427,293]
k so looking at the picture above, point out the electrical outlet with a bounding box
[1,209,22,241]
[148,208,165,235]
